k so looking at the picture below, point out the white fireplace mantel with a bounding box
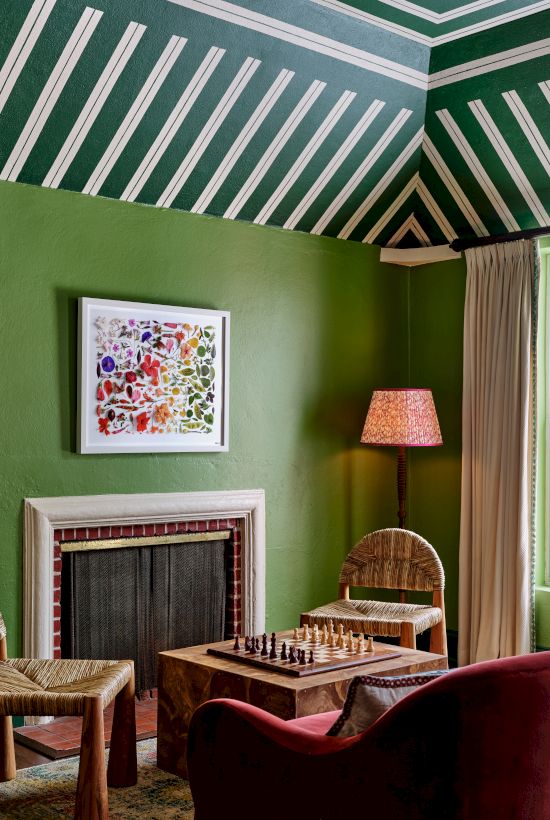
[24,490,266,659]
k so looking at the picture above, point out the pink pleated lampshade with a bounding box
[361,388,443,447]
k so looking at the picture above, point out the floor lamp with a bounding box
[360,388,443,528]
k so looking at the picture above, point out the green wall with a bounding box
[0,179,408,653]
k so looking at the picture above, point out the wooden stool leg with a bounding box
[430,620,448,657]
[400,622,416,649]
[107,668,137,788]
[0,715,16,782]
[75,696,108,820]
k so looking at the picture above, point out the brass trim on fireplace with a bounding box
[60,531,232,553]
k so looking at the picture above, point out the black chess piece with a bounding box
[299,649,306,664]
[269,635,277,660]
[233,635,240,651]
[249,637,257,654]
[280,641,288,660]
[308,650,314,664]
[244,636,250,652]
[261,634,268,656]
[288,646,297,663]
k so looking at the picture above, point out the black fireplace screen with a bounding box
[61,539,226,692]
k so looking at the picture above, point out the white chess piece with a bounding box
[293,627,299,641]
[366,635,374,652]
[357,636,364,653]
[303,624,310,641]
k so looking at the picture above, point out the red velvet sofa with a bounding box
[188,651,550,819]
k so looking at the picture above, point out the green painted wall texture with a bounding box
[0,179,408,653]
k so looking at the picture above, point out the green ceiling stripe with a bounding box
[223,79,328,220]
[191,68,295,215]
[252,88,356,225]
[468,97,549,224]
[157,55,261,208]
[421,133,488,234]
[364,172,419,242]
[436,107,520,230]
[42,21,146,189]
[1,6,103,183]
[0,0,56,114]
[166,0,429,87]
[416,176,457,240]
[502,89,550,175]
[337,127,423,238]
[284,99,385,230]
[120,45,225,203]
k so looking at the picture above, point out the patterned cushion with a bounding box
[327,670,449,738]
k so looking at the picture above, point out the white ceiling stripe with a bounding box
[502,90,550,177]
[417,178,458,241]
[192,68,294,215]
[83,35,187,197]
[253,89,356,226]
[224,79,327,220]
[43,21,146,190]
[363,172,418,244]
[429,37,550,89]
[468,98,549,226]
[422,134,488,236]
[166,0,427,88]
[338,127,423,240]
[387,213,416,247]
[311,107,412,235]
[157,56,261,209]
[378,0,507,23]
[309,0,431,44]
[0,0,57,116]
[121,46,223,203]
[1,6,103,183]
[540,80,550,104]
[409,215,431,245]
[436,108,520,232]
[283,99,384,231]
[430,2,550,45]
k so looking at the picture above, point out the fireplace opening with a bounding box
[59,529,235,693]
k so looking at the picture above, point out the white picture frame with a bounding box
[78,297,230,453]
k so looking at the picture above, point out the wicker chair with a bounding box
[301,528,447,655]
[0,612,137,819]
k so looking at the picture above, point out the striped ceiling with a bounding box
[0,0,548,248]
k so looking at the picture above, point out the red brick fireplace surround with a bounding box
[52,518,242,659]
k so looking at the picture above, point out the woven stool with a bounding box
[0,613,137,819]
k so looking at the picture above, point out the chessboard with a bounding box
[207,624,401,677]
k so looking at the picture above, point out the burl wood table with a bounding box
[157,631,448,779]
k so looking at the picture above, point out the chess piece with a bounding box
[328,619,334,636]
[337,633,345,649]
[302,623,310,641]
[293,627,299,641]
[357,636,364,654]
[310,628,317,645]
[233,635,240,651]
[366,635,374,652]
[328,632,335,648]
[337,622,344,638]
[321,625,328,645]
[261,634,268,656]
[308,650,314,664]
[256,638,260,651]
[269,634,277,660]
[347,630,354,651]
[249,638,257,655]
[289,646,297,663]
[244,636,251,652]
[281,641,288,660]
[299,649,306,664]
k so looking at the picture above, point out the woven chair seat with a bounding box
[302,599,443,638]
[0,658,132,716]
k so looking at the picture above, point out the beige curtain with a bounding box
[459,240,535,665]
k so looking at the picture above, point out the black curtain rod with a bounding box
[450,225,550,252]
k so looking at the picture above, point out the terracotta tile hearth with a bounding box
[13,695,158,760]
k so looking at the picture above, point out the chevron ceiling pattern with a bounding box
[0,0,548,248]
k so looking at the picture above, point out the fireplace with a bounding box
[23,491,265,668]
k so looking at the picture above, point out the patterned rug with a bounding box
[0,739,194,818]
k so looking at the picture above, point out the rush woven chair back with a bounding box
[0,612,137,819]
[301,529,447,655]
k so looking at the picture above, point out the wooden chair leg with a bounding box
[430,619,448,657]
[0,715,16,782]
[400,622,416,649]
[75,696,108,820]
[107,668,137,788]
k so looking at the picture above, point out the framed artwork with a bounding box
[78,297,229,453]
